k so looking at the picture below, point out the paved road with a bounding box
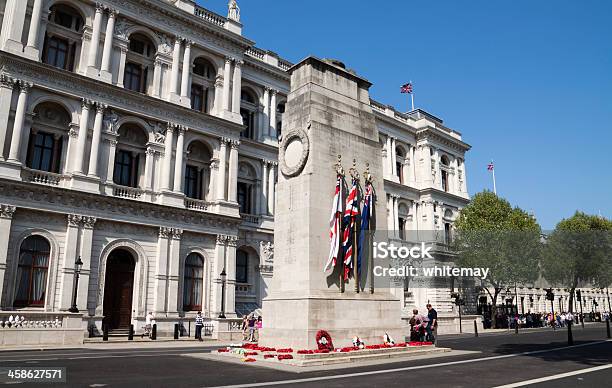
[0,324,610,387]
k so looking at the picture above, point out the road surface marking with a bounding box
[494,363,612,387]
[206,340,612,388]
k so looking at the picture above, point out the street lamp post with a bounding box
[68,256,84,313]
[577,290,584,328]
[218,268,227,319]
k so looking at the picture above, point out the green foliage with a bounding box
[541,212,612,291]
[453,191,542,295]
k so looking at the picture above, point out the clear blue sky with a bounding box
[200,0,612,229]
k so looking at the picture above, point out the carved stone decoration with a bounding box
[103,110,119,134]
[157,32,173,55]
[227,235,238,247]
[0,204,16,219]
[67,214,83,227]
[279,129,309,177]
[216,234,227,245]
[260,241,274,263]
[227,0,240,22]
[114,17,131,40]
[82,216,97,229]
[152,122,166,144]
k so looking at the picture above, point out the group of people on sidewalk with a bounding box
[409,304,438,342]
[241,314,263,342]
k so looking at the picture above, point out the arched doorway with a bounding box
[103,249,136,330]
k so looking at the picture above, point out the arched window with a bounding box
[114,124,147,188]
[440,155,450,192]
[191,57,216,113]
[42,4,84,71]
[240,89,258,139]
[236,250,248,284]
[276,102,285,139]
[14,236,50,307]
[26,103,71,174]
[124,34,155,93]
[237,162,256,215]
[184,141,213,200]
[395,146,405,184]
[183,253,204,311]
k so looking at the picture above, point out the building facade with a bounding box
[0,0,480,336]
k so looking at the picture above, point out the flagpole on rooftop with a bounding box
[410,80,414,111]
[491,160,497,195]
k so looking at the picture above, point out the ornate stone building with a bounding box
[0,0,474,335]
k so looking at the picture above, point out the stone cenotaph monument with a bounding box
[260,57,404,349]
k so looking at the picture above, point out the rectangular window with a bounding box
[445,223,452,245]
[113,150,135,187]
[27,132,58,172]
[237,182,251,214]
[184,165,200,199]
[124,62,143,93]
[236,251,248,284]
[44,36,69,70]
[240,109,254,139]
[191,84,204,112]
[442,171,448,192]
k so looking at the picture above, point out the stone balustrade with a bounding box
[194,6,227,27]
[185,198,210,211]
[240,213,260,225]
[21,168,63,186]
[0,311,83,346]
[236,283,253,295]
[246,47,265,60]
[112,185,144,200]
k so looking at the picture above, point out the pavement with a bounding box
[0,324,610,387]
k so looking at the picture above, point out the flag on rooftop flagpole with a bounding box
[342,179,360,280]
[324,176,343,272]
[487,162,494,171]
[400,82,413,94]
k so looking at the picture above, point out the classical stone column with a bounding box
[262,87,270,138]
[86,3,104,75]
[117,47,128,87]
[152,58,163,98]
[144,147,155,190]
[222,57,232,112]
[207,160,218,201]
[228,140,240,202]
[167,228,183,314]
[213,75,223,114]
[211,235,227,316]
[231,60,242,114]
[393,195,400,238]
[410,145,417,185]
[386,194,394,233]
[173,126,186,192]
[261,160,268,214]
[169,37,182,99]
[78,216,96,312]
[161,124,175,191]
[225,236,238,316]
[72,99,92,173]
[154,227,171,313]
[99,8,117,80]
[7,81,32,163]
[0,205,16,308]
[180,41,192,99]
[216,138,228,200]
[433,148,440,188]
[267,161,276,215]
[0,0,27,53]
[105,139,117,183]
[0,76,15,161]
[411,201,418,230]
[24,0,44,58]
[87,103,107,177]
[423,145,433,186]
[269,90,277,139]
[59,215,82,310]
[390,137,397,178]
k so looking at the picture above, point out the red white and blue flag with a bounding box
[357,183,373,276]
[324,176,343,272]
[400,83,413,94]
[487,161,494,171]
[342,179,360,280]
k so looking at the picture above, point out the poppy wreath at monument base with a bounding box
[316,330,334,351]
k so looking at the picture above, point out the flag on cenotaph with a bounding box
[324,176,343,272]
[342,179,360,280]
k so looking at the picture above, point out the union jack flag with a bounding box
[487,162,494,171]
[400,83,413,94]
[324,176,343,272]
[342,179,360,280]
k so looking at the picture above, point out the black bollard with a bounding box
[103,324,109,341]
[151,324,157,340]
[607,318,611,339]
[174,323,179,340]
[567,321,573,345]
[474,320,479,337]
[88,325,94,338]
[128,324,134,341]
[515,321,519,335]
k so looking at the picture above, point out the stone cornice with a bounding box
[416,127,471,153]
[419,187,470,205]
[0,178,241,235]
[102,0,253,55]
[0,52,243,139]
[243,57,290,82]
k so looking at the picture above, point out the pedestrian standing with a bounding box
[195,311,204,341]
[143,312,154,338]
[255,316,262,342]
[425,304,438,342]
[247,314,256,342]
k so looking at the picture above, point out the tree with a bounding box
[541,212,612,314]
[453,191,542,328]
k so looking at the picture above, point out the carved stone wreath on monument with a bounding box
[279,129,309,177]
